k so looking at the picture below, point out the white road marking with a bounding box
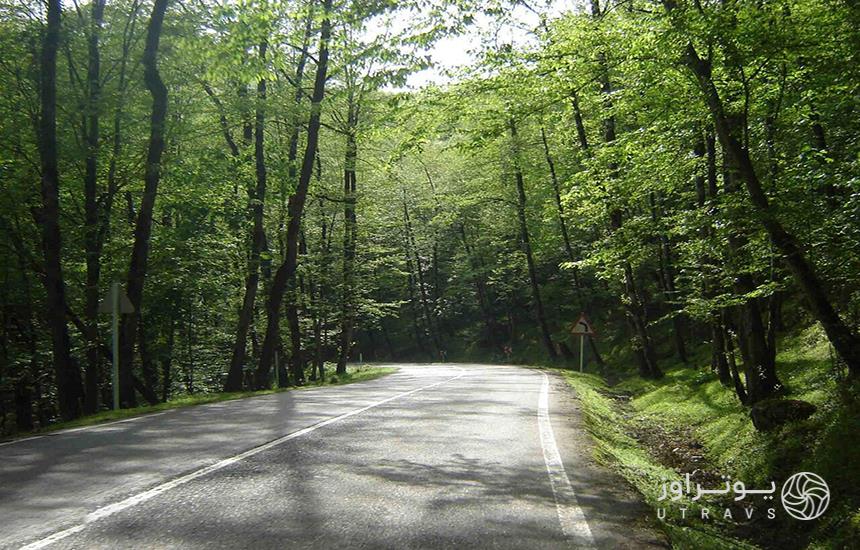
[0,435,44,448]
[538,372,596,548]
[58,412,169,434]
[20,369,465,550]
[0,412,172,449]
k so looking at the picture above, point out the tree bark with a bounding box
[723,313,748,403]
[718,146,782,402]
[37,0,83,420]
[649,192,688,363]
[459,223,498,350]
[588,1,660,377]
[255,0,333,389]
[540,126,604,366]
[336,95,358,375]
[509,119,557,361]
[404,245,427,356]
[697,132,731,384]
[403,201,442,358]
[282,5,315,383]
[161,316,175,402]
[82,0,107,414]
[118,0,170,407]
[225,42,268,392]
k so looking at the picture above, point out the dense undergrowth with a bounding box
[561,325,860,549]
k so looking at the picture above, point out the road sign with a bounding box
[98,286,134,314]
[571,313,596,373]
[571,313,596,336]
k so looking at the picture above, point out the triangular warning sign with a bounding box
[571,312,596,335]
[98,286,135,314]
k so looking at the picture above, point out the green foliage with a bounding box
[569,325,860,549]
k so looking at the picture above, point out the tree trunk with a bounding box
[137,316,159,404]
[723,314,748,404]
[161,317,175,402]
[282,7,315,383]
[336,97,358,376]
[14,376,34,431]
[37,0,83,420]
[225,42,268,392]
[118,0,170,408]
[279,3,314,256]
[403,202,442,358]
[649,192,688,363]
[571,93,590,153]
[589,7,660,377]
[460,223,498,350]
[255,0,333,389]
[722,157,781,403]
[587,1,656,375]
[82,0,107,415]
[540,126,606,365]
[509,119,557,361]
[697,131,731,384]
[404,250,427,356]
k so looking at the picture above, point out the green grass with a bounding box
[559,325,860,549]
[4,365,396,439]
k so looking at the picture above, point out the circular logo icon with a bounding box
[781,472,829,520]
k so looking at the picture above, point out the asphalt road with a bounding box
[0,364,665,549]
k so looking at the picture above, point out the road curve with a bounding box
[0,364,665,549]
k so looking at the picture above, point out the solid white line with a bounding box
[20,369,465,550]
[0,412,174,450]
[0,435,45,448]
[538,372,596,548]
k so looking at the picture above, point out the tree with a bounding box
[255,0,333,389]
[37,0,84,420]
[118,0,170,407]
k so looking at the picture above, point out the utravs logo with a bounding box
[656,472,829,521]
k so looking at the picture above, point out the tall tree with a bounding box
[509,118,557,361]
[81,0,108,414]
[224,42,269,392]
[37,0,83,420]
[255,0,333,389]
[336,87,358,375]
[118,0,170,407]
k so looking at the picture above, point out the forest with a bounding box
[2,0,859,545]
[1,0,859,538]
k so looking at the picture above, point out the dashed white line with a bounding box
[20,369,465,550]
[538,372,596,548]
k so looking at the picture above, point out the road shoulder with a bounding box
[547,370,669,549]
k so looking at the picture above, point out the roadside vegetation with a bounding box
[562,324,860,549]
[0,2,858,547]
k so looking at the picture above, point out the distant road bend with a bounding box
[0,364,665,549]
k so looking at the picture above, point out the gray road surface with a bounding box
[0,364,666,549]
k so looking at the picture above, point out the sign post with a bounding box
[99,283,134,410]
[111,283,119,410]
[570,312,596,373]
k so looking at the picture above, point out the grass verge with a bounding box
[3,365,396,440]
[560,325,860,549]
